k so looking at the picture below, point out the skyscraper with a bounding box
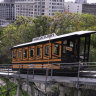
[75,0,87,4]
[0,0,65,26]
[14,0,64,19]
[0,0,15,26]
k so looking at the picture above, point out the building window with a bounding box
[18,51,21,59]
[24,49,27,58]
[13,51,16,59]
[54,44,59,55]
[37,47,41,56]
[45,46,49,56]
[30,48,34,57]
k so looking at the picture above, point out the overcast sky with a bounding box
[65,0,96,3]
[0,0,96,3]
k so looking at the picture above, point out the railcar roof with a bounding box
[12,31,96,49]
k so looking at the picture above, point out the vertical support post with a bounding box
[87,35,90,62]
[29,82,35,96]
[16,63,22,96]
[77,62,80,96]
[6,64,10,96]
[77,89,81,96]
[33,64,34,79]
[45,64,49,93]
[84,37,87,62]
[51,63,53,80]
[78,38,80,62]
[16,79,22,96]
[74,89,81,96]
[27,64,29,94]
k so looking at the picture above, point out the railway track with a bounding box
[0,67,96,78]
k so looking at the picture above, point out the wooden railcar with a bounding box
[11,31,96,73]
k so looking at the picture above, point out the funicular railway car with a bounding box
[11,31,96,74]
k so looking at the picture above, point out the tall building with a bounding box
[0,0,65,26]
[64,2,82,13]
[82,3,96,15]
[0,0,15,26]
[14,0,64,19]
[75,0,87,4]
[64,2,96,16]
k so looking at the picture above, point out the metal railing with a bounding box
[0,62,96,96]
[0,62,96,78]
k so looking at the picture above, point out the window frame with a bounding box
[36,45,42,59]
[37,47,41,57]
[54,44,59,55]
[23,49,27,58]
[18,50,22,59]
[23,47,28,60]
[12,49,16,60]
[45,45,49,56]
[29,46,35,60]
[30,48,34,57]
[52,41,61,59]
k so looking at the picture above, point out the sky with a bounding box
[65,0,96,3]
[0,0,96,3]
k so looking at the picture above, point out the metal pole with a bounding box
[16,79,22,96]
[77,62,80,96]
[6,64,10,96]
[33,64,34,79]
[16,63,21,96]
[45,65,48,93]
[29,82,35,96]
[51,63,53,80]
[27,64,29,94]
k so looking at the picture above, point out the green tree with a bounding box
[0,13,96,63]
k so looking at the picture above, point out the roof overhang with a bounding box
[11,31,96,49]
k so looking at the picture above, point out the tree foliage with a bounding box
[0,13,96,63]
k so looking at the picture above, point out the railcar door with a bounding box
[79,35,90,62]
[62,38,79,63]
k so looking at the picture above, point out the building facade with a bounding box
[64,2,82,13]
[14,0,64,19]
[75,0,87,4]
[0,0,15,26]
[82,4,96,15]
[0,0,64,26]
[64,2,96,16]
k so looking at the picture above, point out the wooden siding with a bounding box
[12,41,62,69]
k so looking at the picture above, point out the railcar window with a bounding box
[24,49,27,58]
[70,41,73,47]
[63,46,66,53]
[45,46,49,56]
[63,40,67,53]
[18,51,21,59]
[37,47,41,56]
[13,51,16,59]
[30,48,34,57]
[64,40,67,44]
[54,44,59,55]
